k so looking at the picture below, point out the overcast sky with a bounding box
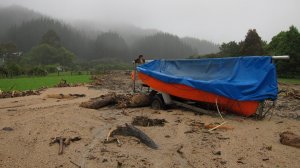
[1,0,299,43]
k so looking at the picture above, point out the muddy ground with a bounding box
[0,71,299,168]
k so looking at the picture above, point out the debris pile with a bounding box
[279,87,300,100]
[132,116,167,127]
[80,93,151,109]
[88,71,133,92]
[90,75,102,85]
[54,79,84,88]
[274,84,300,119]
[0,90,40,99]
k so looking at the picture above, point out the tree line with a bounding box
[191,26,300,78]
[0,16,299,78]
[1,18,200,62]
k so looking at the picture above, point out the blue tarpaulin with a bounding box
[137,56,278,101]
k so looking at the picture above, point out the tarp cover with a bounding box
[137,56,278,101]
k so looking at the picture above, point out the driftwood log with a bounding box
[280,131,300,148]
[111,124,158,149]
[80,93,117,109]
[80,93,151,109]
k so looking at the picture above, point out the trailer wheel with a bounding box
[151,94,166,110]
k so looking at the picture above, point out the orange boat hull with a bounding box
[138,72,259,116]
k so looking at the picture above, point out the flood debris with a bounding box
[132,116,167,127]
[54,79,70,87]
[279,87,300,100]
[279,131,300,148]
[90,75,103,85]
[237,157,246,164]
[46,93,85,99]
[176,145,184,154]
[212,150,221,155]
[188,120,205,128]
[107,123,158,149]
[49,136,81,155]
[54,79,84,88]
[0,90,40,99]
[80,93,151,109]
[2,127,13,131]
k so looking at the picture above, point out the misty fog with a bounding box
[0,0,299,43]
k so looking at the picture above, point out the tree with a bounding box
[134,33,197,59]
[268,26,300,77]
[0,42,19,63]
[23,29,75,67]
[240,29,264,56]
[219,41,241,57]
[6,63,22,77]
[40,29,61,48]
[25,44,74,67]
[93,32,130,61]
[3,18,91,59]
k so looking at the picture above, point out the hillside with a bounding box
[182,37,220,55]
[133,33,197,59]
[0,5,43,39]
[0,5,220,62]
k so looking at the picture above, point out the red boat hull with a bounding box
[138,72,259,116]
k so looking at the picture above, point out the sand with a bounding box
[0,72,299,168]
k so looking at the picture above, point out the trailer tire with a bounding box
[151,94,166,110]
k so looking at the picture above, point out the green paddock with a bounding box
[0,72,91,91]
[278,78,300,85]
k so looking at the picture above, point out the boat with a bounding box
[136,56,278,116]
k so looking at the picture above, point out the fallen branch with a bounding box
[49,136,81,155]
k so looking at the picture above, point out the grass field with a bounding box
[278,78,300,85]
[0,72,91,91]
[1,72,299,91]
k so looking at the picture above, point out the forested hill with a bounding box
[0,5,219,62]
[71,21,161,47]
[181,37,220,55]
[0,5,43,38]
[2,18,92,59]
[134,33,197,59]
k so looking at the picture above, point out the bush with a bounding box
[6,63,23,77]
[45,64,59,73]
[27,66,48,76]
[0,66,9,78]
